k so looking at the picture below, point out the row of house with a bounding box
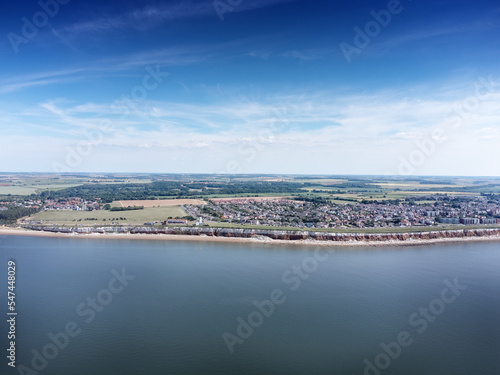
[186,195,500,229]
[440,217,500,225]
[43,198,100,211]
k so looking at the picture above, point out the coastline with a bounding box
[2,226,500,247]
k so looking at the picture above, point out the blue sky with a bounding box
[1,0,499,175]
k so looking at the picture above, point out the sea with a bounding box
[1,235,499,375]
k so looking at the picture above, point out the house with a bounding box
[162,219,188,225]
[480,218,497,225]
[460,218,480,225]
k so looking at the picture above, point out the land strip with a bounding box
[2,226,500,247]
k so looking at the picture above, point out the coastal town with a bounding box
[1,174,500,234]
[185,195,500,229]
[4,193,500,231]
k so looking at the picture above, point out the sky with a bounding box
[0,0,499,176]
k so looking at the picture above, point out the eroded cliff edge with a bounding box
[21,225,500,243]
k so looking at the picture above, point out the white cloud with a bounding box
[1,77,499,175]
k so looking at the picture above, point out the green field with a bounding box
[0,175,154,196]
[0,186,42,195]
[29,205,187,225]
[201,193,295,199]
[0,175,91,195]
[0,184,84,195]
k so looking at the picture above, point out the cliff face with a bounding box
[22,225,500,243]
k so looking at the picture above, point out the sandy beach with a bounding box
[2,226,500,247]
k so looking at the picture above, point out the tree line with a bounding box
[40,181,305,202]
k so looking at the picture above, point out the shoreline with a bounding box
[2,227,500,247]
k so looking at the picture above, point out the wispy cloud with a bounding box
[0,34,294,95]
[6,77,499,142]
[248,48,333,61]
[2,79,499,174]
[373,14,500,53]
[58,0,292,37]
[0,67,89,94]
[0,46,207,94]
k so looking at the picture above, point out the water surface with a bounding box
[1,236,499,374]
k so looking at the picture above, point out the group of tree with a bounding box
[40,181,305,202]
[0,207,40,224]
[108,206,144,211]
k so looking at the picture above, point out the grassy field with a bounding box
[203,192,295,199]
[0,175,91,195]
[211,196,293,202]
[368,182,462,189]
[0,175,155,196]
[29,205,187,225]
[329,199,357,205]
[0,183,83,195]
[118,199,206,207]
[0,186,41,195]
[297,189,479,203]
[294,178,348,185]
[88,179,154,184]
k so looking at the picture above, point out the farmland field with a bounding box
[0,184,83,195]
[0,186,41,195]
[368,183,462,189]
[118,199,207,207]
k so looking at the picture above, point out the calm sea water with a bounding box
[1,235,499,375]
